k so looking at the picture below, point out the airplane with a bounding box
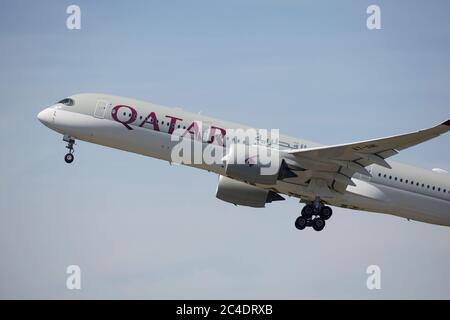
[37,93,450,231]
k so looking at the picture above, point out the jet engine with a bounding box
[216,175,285,208]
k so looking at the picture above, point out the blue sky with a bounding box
[0,0,449,298]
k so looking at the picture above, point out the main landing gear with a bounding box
[295,198,333,232]
[63,135,75,164]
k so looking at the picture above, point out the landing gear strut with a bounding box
[63,135,75,164]
[295,197,333,232]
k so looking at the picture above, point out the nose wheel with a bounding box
[63,135,75,164]
[295,199,333,232]
[64,153,74,163]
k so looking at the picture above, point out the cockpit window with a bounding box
[57,98,74,106]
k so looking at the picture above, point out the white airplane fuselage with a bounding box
[38,93,450,227]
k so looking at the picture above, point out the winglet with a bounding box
[442,119,450,126]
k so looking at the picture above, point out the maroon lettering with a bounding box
[165,115,182,134]
[111,105,137,130]
[182,121,202,140]
[207,126,227,146]
[139,111,160,131]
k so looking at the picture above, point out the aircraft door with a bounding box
[93,100,108,119]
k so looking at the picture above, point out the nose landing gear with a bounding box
[295,197,333,232]
[63,135,75,164]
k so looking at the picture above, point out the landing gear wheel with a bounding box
[312,218,326,231]
[301,205,314,219]
[320,206,333,220]
[63,135,76,164]
[295,216,308,230]
[64,153,74,164]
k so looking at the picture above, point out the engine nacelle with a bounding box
[216,175,284,208]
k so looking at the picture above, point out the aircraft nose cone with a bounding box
[37,108,52,125]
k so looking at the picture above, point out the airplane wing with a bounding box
[287,119,450,193]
